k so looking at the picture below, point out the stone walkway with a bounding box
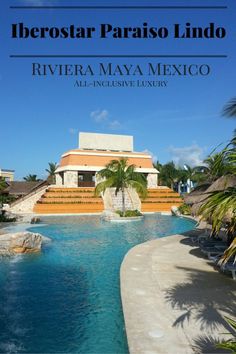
[121,230,236,354]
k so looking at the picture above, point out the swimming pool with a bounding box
[0,214,195,354]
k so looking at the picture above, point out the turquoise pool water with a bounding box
[0,214,195,354]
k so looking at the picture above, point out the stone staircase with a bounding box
[33,187,104,214]
[141,188,183,212]
[33,187,182,214]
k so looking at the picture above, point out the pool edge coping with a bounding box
[120,229,233,354]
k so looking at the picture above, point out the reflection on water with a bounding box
[0,214,195,354]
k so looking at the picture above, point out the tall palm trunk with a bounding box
[122,186,125,216]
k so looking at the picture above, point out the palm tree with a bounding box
[225,138,236,174]
[205,101,236,352]
[187,165,210,185]
[154,160,162,173]
[203,152,232,182]
[158,162,179,189]
[199,136,236,247]
[46,162,58,184]
[23,174,40,182]
[199,187,236,239]
[95,158,147,215]
[179,165,205,191]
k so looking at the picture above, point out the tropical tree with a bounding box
[158,161,179,189]
[95,158,147,215]
[157,162,207,191]
[0,177,17,206]
[0,177,7,191]
[208,99,236,350]
[46,162,58,184]
[199,187,236,240]
[154,160,162,173]
[199,136,236,245]
[225,137,236,175]
[23,174,40,182]
[197,98,236,263]
[178,164,208,190]
[202,152,232,182]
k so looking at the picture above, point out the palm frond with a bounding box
[97,168,115,179]
[219,237,236,265]
[46,162,58,176]
[23,174,39,182]
[95,176,117,196]
[199,188,236,234]
[223,97,236,118]
[216,316,236,352]
[125,164,136,175]
[128,180,147,198]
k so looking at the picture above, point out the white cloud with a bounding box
[90,109,122,130]
[108,120,122,130]
[168,144,204,167]
[90,109,109,123]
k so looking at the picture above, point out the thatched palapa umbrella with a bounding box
[185,175,236,216]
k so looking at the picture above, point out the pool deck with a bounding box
[121,229,236,354]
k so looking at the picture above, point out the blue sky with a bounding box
[0,0,235,179]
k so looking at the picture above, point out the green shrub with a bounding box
[116,209,143,217]
[0,213,17,223]
[178,203,191,215]
[0,195,16,206]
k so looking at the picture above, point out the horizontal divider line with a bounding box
[10,54,228,58]
[10,6,228,10]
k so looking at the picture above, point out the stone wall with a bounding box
[102,187,141,212]
[64,171,78,187]
[9,186,48,214]
[127,188,141,210]
[103,189,114,210]
[147,173,158,188]
[55,173,63,186]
